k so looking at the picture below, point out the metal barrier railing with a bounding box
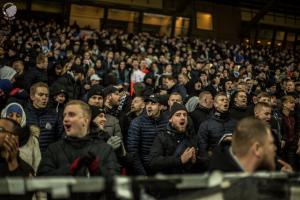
[0,172,300,200]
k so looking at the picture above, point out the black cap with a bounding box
[102,86,118,97]
[87,85,103,100]
[90,105,106,120]
[169,102,187,119]
[145,94,160,104]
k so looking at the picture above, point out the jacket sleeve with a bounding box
[101,145,120,176]
[149,135,181,172]
[32,137,41,174]
[37,145,71,176]
[55,113,64,141]
[127,118,146,175]
[113,118,123,140]
[197,121,209,160]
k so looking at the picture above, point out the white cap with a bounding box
[90,74,101,81]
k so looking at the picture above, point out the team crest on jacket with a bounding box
[45,122,52,130]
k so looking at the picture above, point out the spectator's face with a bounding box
[234,91,247,107]
[255,106,271,123]
[55,66,64,76]
[269,86,277,94]
[132,60,139,69]
[91,80,100,86]
[12,62,24,75]
[270,96,277,107]
[131,97,145,113]
[109,92,120,106]
[146,101,160,118]
[108,52,113,59]
[31,87,49,109]
[214,95,229,112]
[63,104,90,137]
[84,52,90,60]
[37,58,48,70]
[246,80,253,89]
[283,100,295,112]
[95,60,102,68]
[286,81,295,92]
[259,130,276,171]
[75,57,81,65]
[88,95,103,108]
[204,94,214,109]
[225,81,232,91]
[200,74,207,82]
[54,93,66,104]
[119,62,126,69]
[164,79,174,89]
[178,74,188,85]
[93,113,106,129]
[7,112,22,125]
[237,84,246,92]
[168,95,183,108]
[169,110,188,133]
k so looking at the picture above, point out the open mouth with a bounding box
[64,124,71,132]
[179,122,185,126]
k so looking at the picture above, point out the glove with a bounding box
[107,136,122,150]
[70,153,95,175]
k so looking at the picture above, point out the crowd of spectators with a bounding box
[0,17,300,197]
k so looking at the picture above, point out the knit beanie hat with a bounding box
[169,102,187,119]
[90,105,106,120]
[87,85,103,100]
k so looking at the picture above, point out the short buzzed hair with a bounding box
[214,92,227,103]
[232,117,270,157]
[30,82,49,97]
[199,91,212,101]
[254,102,272,114]
[65,100,92,121]
[257,92,270,101]
[169,92,182,100]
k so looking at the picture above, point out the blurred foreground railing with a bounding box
[1,172,300,200]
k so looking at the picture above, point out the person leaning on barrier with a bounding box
[209,117,292,173]
[38,100,119,177]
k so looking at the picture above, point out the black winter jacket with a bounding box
[197,111,237,159]
[38,135,120,177]
[149,124,200,174]
[51,72,82,100]
[229,105,252,121]
[190,105,212,133]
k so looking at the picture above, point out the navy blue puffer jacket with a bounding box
[127,112,168,175]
